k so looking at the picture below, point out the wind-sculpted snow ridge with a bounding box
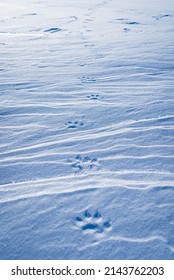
[0,0,174,259]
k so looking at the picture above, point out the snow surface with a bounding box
[0,0,174,259]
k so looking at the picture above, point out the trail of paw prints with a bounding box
[68,155,101,173]
[124,21,141,33]
[65,121,84,129]
[96,0,111,8]
[75,210,111,235]
[116,19,142,33]
[153,14,171,20]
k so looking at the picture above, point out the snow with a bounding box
[0,0,174,259]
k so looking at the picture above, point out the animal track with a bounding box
[44,27,61,33]
[75,210,111,234]
[23,13,37,16]
[68,16,78,22]
[68,155,101,173]
[65,121,84,129]
[126,21,140,25]
[79,63,86,67]
[87,94,101,100]
[79,76,96,83]
[116,18,128,21]
[123,28,131,33]
[153,14,170,20]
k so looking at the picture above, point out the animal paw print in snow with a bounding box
[80,76,96,83]
[69,155,101,172]
[44,27,61,33]
[75,210,111,234]
[87,94,100,100]
[123,28,130,32]
[65,121,84,129]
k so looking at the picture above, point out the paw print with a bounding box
[79,76,96,83]
[68,155,101,173]
[44,27,61,33]
[65,121,84,129]
[123,28,130,32]
[79,63,86,67]
[126,21,140,25]
[68,16,78,22]
[153,14,170,20]
[87,94,101,100]
[75,210,111,234]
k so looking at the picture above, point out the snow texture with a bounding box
[0,0,174,259]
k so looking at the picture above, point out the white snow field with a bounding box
[0,0,174,260]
